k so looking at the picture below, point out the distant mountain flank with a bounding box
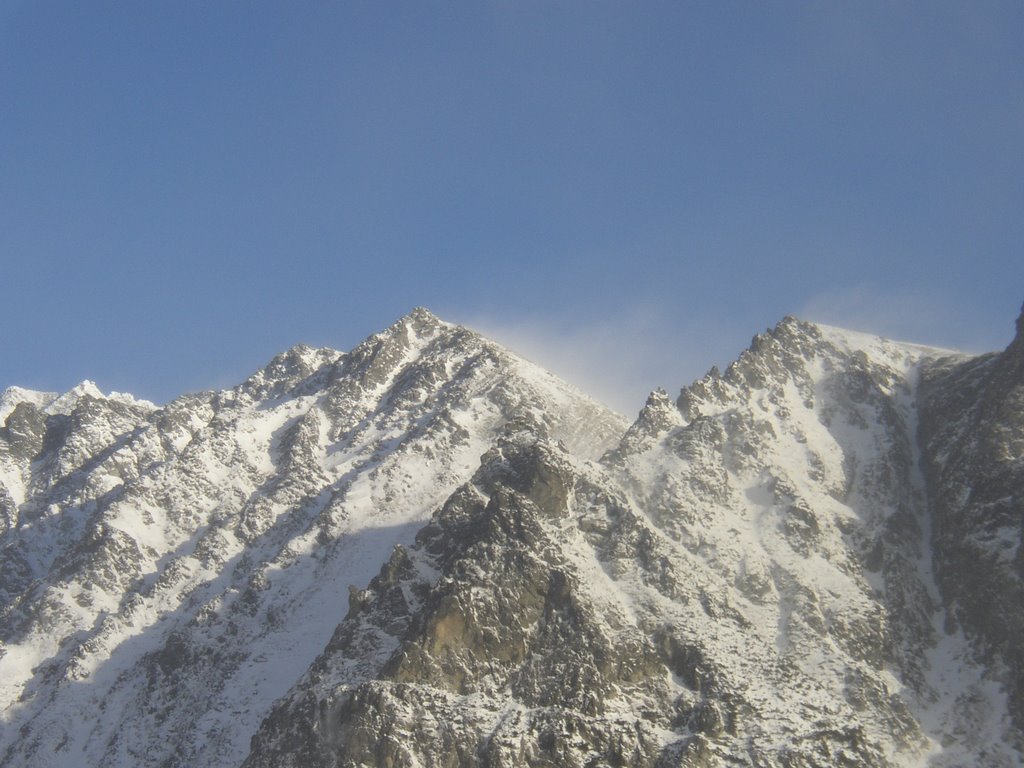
[1,304,1023,767]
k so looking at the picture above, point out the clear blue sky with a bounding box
[2,2,1022,412]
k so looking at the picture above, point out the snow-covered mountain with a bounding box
[1,305,1022,767]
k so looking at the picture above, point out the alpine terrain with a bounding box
[1,304,1022,767]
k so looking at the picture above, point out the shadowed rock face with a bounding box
[3,306,1024,768]
[919,303,1024,740]
[243,438,688,768]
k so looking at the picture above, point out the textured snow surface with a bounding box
[1,307,1022,768]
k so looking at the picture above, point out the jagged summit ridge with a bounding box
[1,305,1023,768]
[0,381,156,424]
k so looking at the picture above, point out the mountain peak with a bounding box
[42,379,106,415]
[603,387,682,462]
[0,386,57,422]
[395,306,447,335]
[632,387,679,430]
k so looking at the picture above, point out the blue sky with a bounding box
[1,2,1022,413]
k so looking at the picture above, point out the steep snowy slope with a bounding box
[0,309,625,768]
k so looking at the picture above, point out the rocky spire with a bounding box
[1004,300,1024,362]
[398,306,446,336]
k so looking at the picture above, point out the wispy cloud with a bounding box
[458,306,749,416]
[459,288,1016,416]
[799,285,1006,354]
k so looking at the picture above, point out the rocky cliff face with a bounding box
[918,304,1024,746]
[1,306,1022,767]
